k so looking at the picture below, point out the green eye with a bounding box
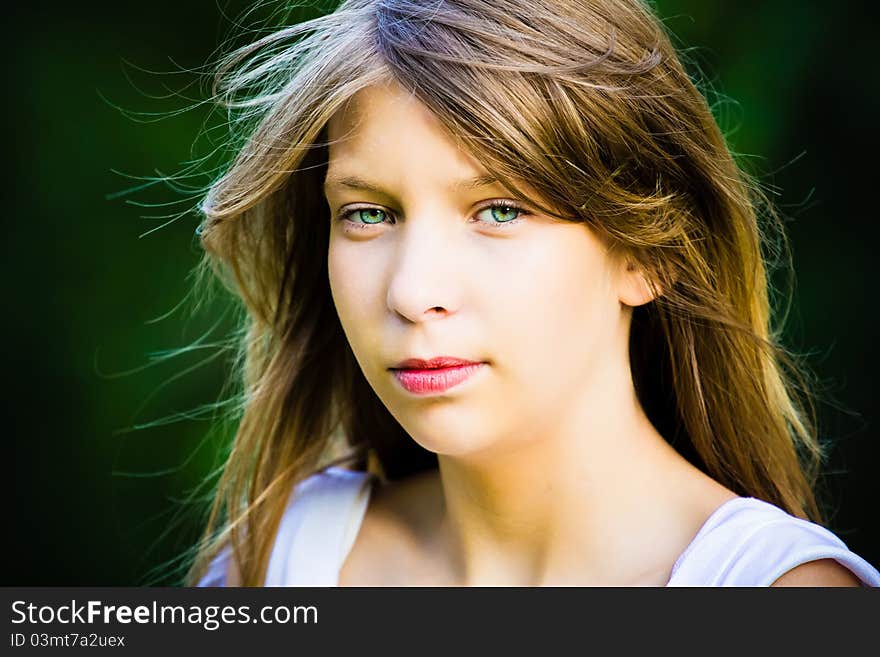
[488,205,520,223]
[354,208,387,224]
[474,201,529,226]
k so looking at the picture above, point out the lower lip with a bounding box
[391,363,486,395]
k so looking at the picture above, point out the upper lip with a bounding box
[391,356,483,370]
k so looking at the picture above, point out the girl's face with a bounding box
[325,80,640,460]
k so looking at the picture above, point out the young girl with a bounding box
[187,0,879,587]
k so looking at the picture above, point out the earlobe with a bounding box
[618,260,662,308]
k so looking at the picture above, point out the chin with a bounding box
[398,412,502,459]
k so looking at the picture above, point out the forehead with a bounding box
[327,80,440,140]
[322,80,557,213]
[325,80,482,175]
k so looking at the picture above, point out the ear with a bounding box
[616,257,663,308]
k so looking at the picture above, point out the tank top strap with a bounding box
[666,497,880,587]
[264,466,375,586]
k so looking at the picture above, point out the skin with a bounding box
[320,79,859,587]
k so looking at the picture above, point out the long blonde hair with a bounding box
[185,0,827,586]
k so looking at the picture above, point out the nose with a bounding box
[385,219,462,323]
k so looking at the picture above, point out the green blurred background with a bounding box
[7,0,878,585]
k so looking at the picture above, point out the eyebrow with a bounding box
[322,173,501,195]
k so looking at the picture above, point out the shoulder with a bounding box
[770,558,862,587]
[668,497,880,587]
[196,465,375,587]
[264,465,376,586]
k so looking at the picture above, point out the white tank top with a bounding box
[197,466,880,587]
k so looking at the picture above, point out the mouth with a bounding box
[388,357,487,395]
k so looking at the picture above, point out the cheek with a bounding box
[327,241,353,315]
[484,229,614,384]
[327,240,381,346]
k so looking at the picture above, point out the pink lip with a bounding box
[393,356,481,369]
[389,358,486,395]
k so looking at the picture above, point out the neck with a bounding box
[433,359,700,586]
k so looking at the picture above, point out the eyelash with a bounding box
[335,199,532,231]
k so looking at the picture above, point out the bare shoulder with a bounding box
[771,559,863,587]
[676,474,862,588]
